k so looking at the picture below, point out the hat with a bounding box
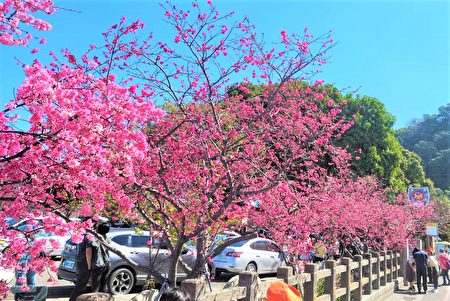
[267,281,303,301]
[439,248,445,253]
[412,247,419,254]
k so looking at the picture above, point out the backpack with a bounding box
[446,259,450,270]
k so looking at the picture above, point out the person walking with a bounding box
[69,218,111,301]
[426,250,439,293]
[412,247,428,294]
[438,248,450,286]
[405,252,416,291]
[426,247,434,284]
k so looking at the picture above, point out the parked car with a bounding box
[13,223,71,258]
[1,218,70,257]
[207,231,241,252]
[57,229,197,295]
[212,238,286,277]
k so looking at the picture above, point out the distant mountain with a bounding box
[396,104,450,191]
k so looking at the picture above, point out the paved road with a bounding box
[5,259,230,301]
[10,271,450,301]
[387,279,450,301]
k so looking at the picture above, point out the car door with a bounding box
[249,240,272,273]
[266,242,284,272]
[128,234,152,268]
[131,234,171,275]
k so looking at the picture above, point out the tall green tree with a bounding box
[335,94,407,191]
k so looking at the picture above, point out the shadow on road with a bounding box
[47,285,73,298]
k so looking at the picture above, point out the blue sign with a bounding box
[407,187,430,205]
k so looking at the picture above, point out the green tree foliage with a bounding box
[335,94,408,191]
[396,104,450,191]
[229,82,434,195]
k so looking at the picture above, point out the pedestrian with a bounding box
[14,229,38,288]
[426,249,439,293]
[15,253,36,287]
[90,219,111,292]
[412,247,428,294]
[404,252,416,291]
[312,237,326,263]
[426,247,434,284]
[69,218,111,301]
[438,248,450,285]
[266,280,303,301]
[160,287,191,301]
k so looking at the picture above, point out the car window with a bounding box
[112,235,129,246]
[153,238,169,249]
[267,242,280,252]
[250,241,267,251]
[231,240,247,247]
[131,235,150,248]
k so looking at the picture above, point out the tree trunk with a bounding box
[168,239,185,286]
[189,234,207,278]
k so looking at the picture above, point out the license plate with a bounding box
[63,260,75,269]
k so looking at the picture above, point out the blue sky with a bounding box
[0,0,448,129]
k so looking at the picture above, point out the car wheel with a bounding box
[108,267,135,295]
[245,262,257,273]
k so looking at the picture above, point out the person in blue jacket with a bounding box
[412,247,429,294]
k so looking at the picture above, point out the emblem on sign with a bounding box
[407,187,430,205]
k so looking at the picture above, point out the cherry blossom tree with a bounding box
[0,0,55,46]
[249,175,433,256]
[0,0,431,295]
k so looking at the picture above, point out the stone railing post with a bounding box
[363,253,373,295]
[373,252,381,290]
[340,258,352,301]
[324,260,337,301]
[354,255,363,301]
[277,266,293,284]
[237,271,258,301]
[400,248,408,286]
[387,250,393,283]
[304,263,318,301]
[391,251,397,279]
[381,251,387,286]
[180,278,206,300]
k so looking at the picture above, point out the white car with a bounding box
[212,238,285,277]
[11,222,71,258]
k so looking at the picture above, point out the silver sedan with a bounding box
[212,238,285,276]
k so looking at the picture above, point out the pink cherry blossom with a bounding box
[0,1,431,296]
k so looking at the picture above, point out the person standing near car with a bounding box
[69,218,110,301]
[90,220,111,292]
